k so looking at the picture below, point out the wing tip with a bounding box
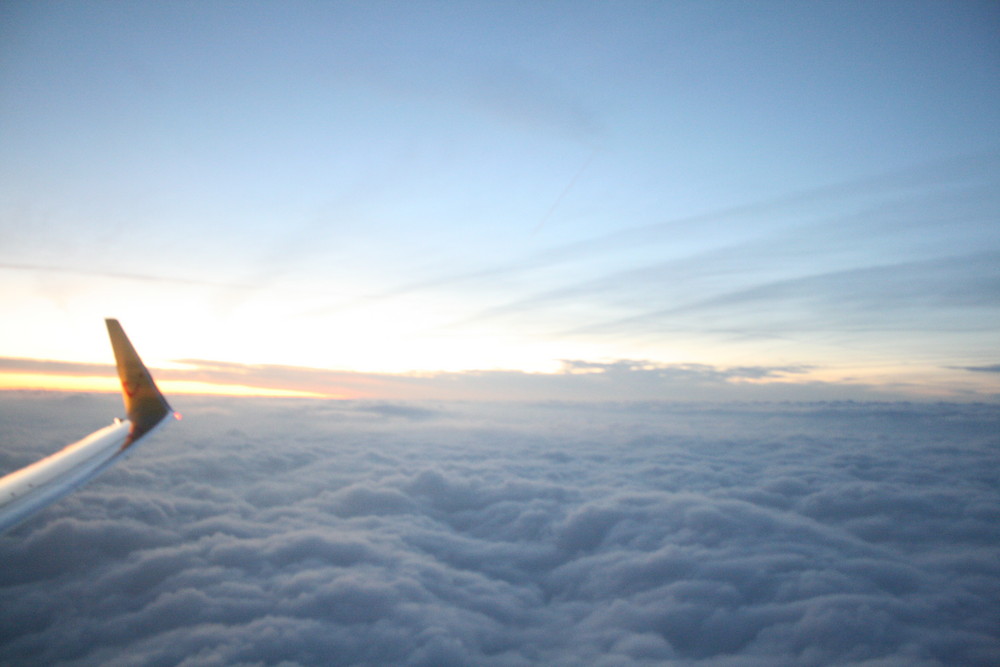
[105,319,172,443]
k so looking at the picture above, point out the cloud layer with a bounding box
[1,394,998,666]
[8,355,993,402]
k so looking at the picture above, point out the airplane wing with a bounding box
[0,319,176,534]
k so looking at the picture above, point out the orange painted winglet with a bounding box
[105,319,172,447]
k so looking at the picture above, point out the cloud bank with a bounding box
[1,394,998,666]
[3,355,973,402]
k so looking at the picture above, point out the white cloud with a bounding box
[1,395,998,665]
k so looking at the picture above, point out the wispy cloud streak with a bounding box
[337,149,1000,314]
[956,364,1000,374]
[570,251,1000,336]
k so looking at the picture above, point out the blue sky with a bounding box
[1,1,998,399]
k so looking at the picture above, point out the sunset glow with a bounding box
[0,372,338,400]
[1,2,997,401]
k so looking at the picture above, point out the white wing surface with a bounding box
[0,319,175,533]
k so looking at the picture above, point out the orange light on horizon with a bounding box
[0,373,120,393]
[157,379,341,399]
[0,372,349,399]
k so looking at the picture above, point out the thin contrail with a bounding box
[532,148,598,235]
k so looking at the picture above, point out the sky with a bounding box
[1,1,999,400]
[1,395,999,665]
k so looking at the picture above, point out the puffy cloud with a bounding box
[1,394,998,665]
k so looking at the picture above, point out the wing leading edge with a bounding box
[0,320,175,534]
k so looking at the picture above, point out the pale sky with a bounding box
[1,1,998,400]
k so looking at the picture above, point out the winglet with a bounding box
[105,319,172,446]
